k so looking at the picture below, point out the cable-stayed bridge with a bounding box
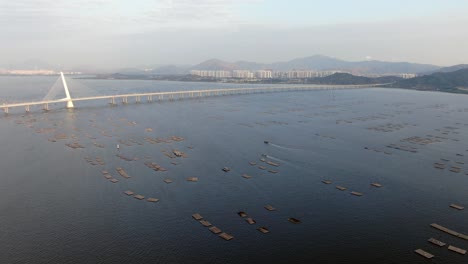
[1,72,379,113]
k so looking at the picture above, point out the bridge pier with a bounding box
[25,105,30,112]
[136,96,141,103]
[122,97,128,104]
[110,97,116,105]
[4,107,9,114]
[43,103,49,111]
[147,95,152,102]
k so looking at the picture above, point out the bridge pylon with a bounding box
[60,72,74,108]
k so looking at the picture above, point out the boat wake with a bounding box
[268,143,305,151]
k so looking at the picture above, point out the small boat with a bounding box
[222,167,230,172]
[117,144,120,150]
[264,141,269,144]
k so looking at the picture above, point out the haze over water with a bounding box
[0,76,468,263]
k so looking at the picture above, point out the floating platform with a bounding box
[238,211,247,218]
[336,186,346,191]
[430,223,468,240]
[123,190,134,196]
[266,161,279,167]
[209,226,221,234]
[288,218,301,224]
[264,204,276,211]
[192,213,203,220]
[351,191,363,196]
[322,180,332,184]
[245,218,256,225]
[257,227,270,234]
[428,237,446,247]
[219,232,234,241]
[116,167,131,178]
[448,245,467,255]
[147,198,159,203]
[200,220,212,227]
[371,183,382,188]
[134,195,145,200]
[164,179,173,184]
[450,204,464,210]
[414,249,434,259]
[242,174,252,179]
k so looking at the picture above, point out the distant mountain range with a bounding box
[190,55,441,74]
[387,68,468,93]
[420,64,468,75]
[116,55,440,76]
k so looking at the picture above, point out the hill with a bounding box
[306,73,402,85]
[387,68,468,93]
[421,64,468,75]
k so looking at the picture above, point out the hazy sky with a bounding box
[1,0,468,69]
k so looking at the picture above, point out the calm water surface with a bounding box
[0,76,467,263]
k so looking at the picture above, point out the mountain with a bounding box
[421,64,468,75]
[270,55,347,71]
[192,55,440,75]
[306,73,402,85]
[386,68,468,93]
[149,65,190,75]
[191,59,242,71]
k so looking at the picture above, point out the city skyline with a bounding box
[1,0,468,69]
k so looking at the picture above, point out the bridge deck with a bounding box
[1,84,377,109]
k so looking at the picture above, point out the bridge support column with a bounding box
[110,97,116,105]
[122,97,128,104]
[136,96,140,103]
[43,103,49,111]
[147,95,152,102]
[25,105,30,112]
[4,107,9,114]
[60,72,74,109]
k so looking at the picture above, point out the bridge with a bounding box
[2,72,378,113]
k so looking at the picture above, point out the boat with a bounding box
[222,167,230,172]
[264,141,269,144]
